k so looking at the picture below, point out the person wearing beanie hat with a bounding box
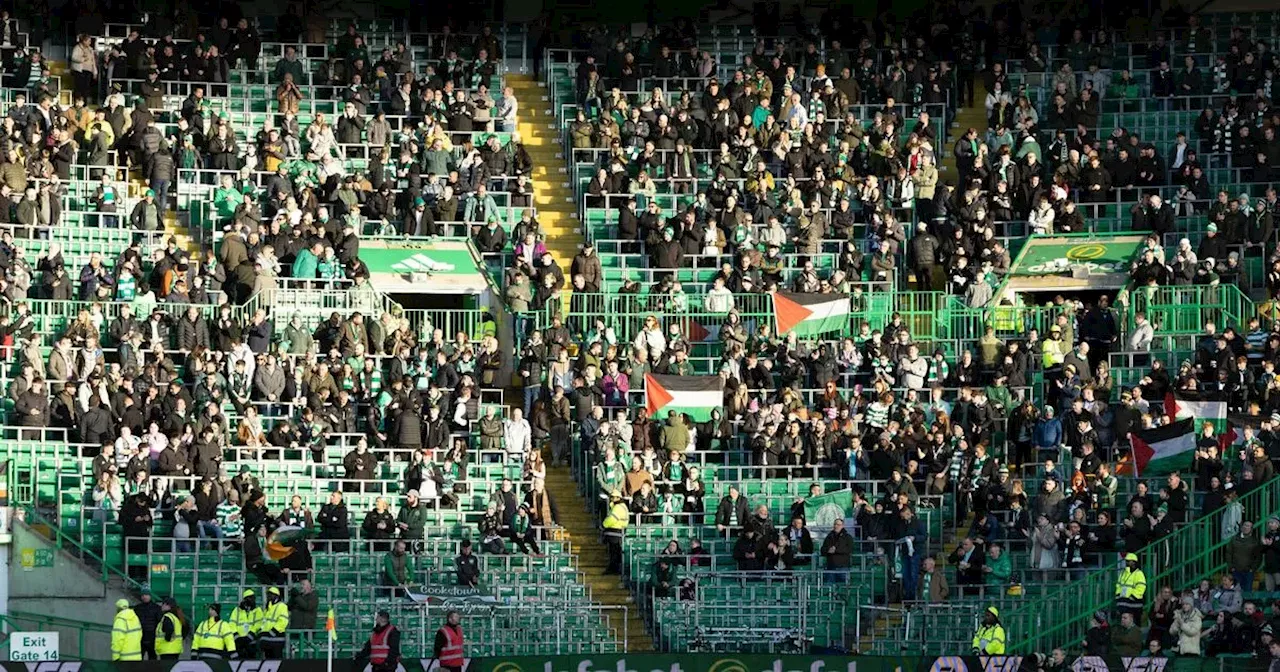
[1171,596,1203,655]
[909,218,940,291]
[1084,610,1110,655]
[1199,218,1228,264]
[405,195,436,236]
[354,609,401,672]
[134,587,163,659]
[193,604,237,659]
[130,185,161,232]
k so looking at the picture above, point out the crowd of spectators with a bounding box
[0,5,570,613]
[5,0,1280,658]
[534,5,1280,659]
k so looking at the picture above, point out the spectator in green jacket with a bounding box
[1227,520,1261,590]
[213,175,242,222]
[1108,70,1141,99]
[423,138,452,175]
[1015,133,1041,163]
[292,242,322,279]
[281,314,314,355]
[983,542,1012,587]
[382,539,417,597]
[287,579,319,630]
[396,491,427,547]
[985,374,1014,418]
[1111,612,1144,655]
[1108,70,1141,113]
[659,410,689,454]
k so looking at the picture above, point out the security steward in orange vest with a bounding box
[353,609,401,672]
[433,610,465,672]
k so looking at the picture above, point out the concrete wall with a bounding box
[7,521,133,660]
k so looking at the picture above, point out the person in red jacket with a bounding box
[353,610,400,672]
[433,610,465,672]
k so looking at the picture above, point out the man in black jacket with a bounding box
[909,222,940,291]
[317,491,350,552]
[1131,194,1174,238]
[820,518,854,581]
[149,151,175,213]
[119,492,154,580]
[134,589,163,659]
[714,485,749,534]
[243,525,285,586]
[79,397,114,445]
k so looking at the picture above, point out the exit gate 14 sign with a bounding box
[8,632,59,661]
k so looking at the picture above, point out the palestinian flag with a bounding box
[265,525,311,561]
[772,292,850,337]
[644,374,723,422]
[1130,417,1197,477]
[680,318,719,342]
[1218,422,1240,456]
[1164,392,1228,431]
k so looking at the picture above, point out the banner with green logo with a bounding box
[360,239,489,295]
[1009,235,1146,278]
[803,489,854,533]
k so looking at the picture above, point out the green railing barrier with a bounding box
[524,282,1266,376]
[27,506,148,593]
[0,611,114,660]
[1125,283,1254,335]
[948,296,1074,343]
[1004,474,1280,653]
[538,290,953,341]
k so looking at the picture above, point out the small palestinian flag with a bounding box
[1130,417,1197,477]
[1164,392,1228,431]
[772,291,851,337]
[679,317,719,342]
[265,525,311,561]
[644,373,723,422]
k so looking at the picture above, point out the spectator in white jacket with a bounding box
[70,34,98,101]
[503,407,532,461]
[497,87,518,132]
[1028,196,1055,235]
[703,277,734,314]
[1128,312,1155,351]
[897,345,929,391]
[984,82,1011,113]
[1171,597,1203,655]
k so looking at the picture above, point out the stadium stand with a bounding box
[3,0,1280,664]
